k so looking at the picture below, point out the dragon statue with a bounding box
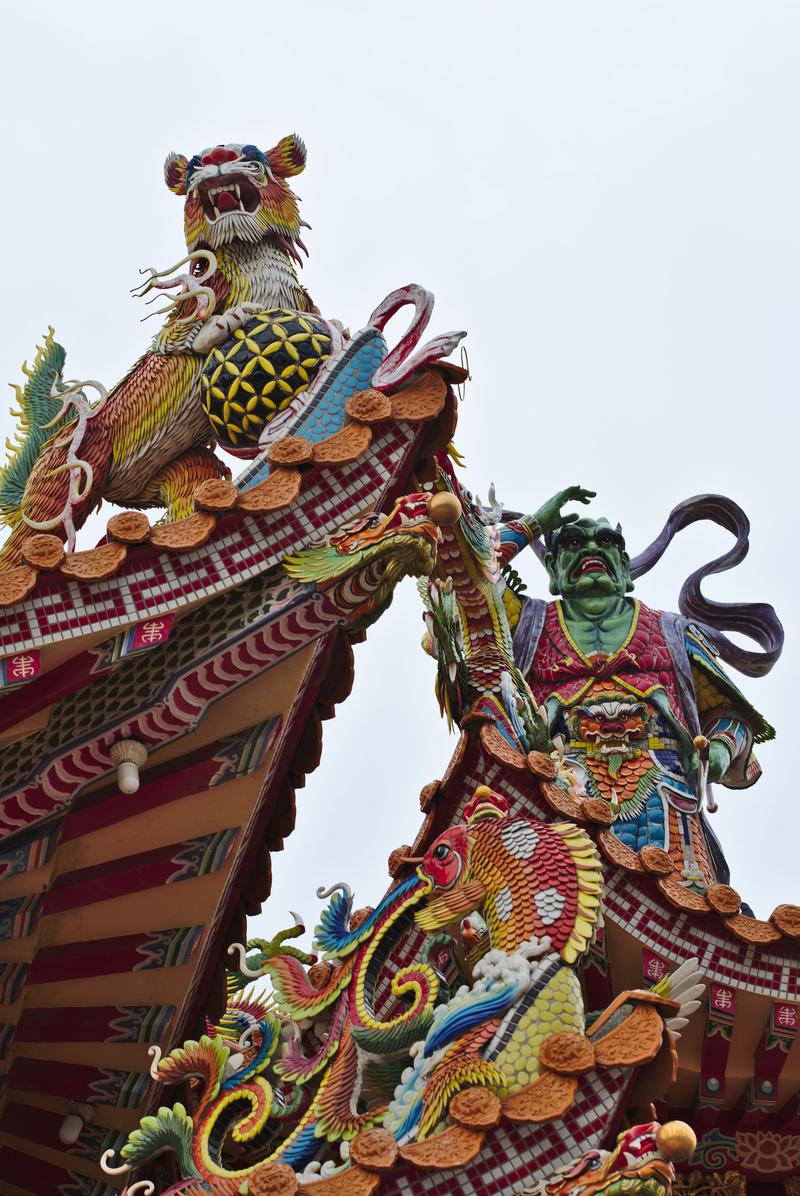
[0,135,322,566]
[417,456,594,756]
[104,787,702,1192]
[284,492,443,629]
[103,870,438,1189]
[524,1119,698,1196]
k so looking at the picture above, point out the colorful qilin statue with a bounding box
[0,135,325,565]
[417,458,783,893]
[106,787,702,1193]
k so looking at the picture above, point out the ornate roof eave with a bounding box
[0,368,457,653]
[0,366,460,1195]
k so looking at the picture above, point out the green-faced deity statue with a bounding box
[500,498,776,893]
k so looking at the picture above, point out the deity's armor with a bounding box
[510,594,772,892]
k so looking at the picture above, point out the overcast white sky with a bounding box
[1,3,797,937]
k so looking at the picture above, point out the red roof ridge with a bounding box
[0,369,453,609]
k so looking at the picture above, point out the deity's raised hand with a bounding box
[533,485,596,535]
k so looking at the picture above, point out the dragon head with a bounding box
[329,494,440,556]
[535,1121,691,1196]
[413,787,603,963]
[164,135,307,254]
[284,493,441,616]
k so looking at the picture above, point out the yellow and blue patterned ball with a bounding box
[201,308,332,448]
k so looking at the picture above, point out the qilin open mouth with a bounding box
[198,173,260,221]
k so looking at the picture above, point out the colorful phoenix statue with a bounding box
[0,135,322,565]
[106,788,701,1191]
[384,786,700,1143]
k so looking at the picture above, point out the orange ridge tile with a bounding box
[106,511,152,543]
[538,1031,596,1076]
[21,534,64,570]
[706,883,741,916]
[391,372,447,422]
[502,1072,577,1123]
[449,1087,503,1131]
[723,912,783,944]
[59,541,128,579]
[149,511,217,550]
[193,478,239,511]
[526,750,557,779]
[268,435,314,468]
[579,797,614,826]
[480,723,528,770]
[238,468,303,513]
[345,389,393,423]
[638,846,675,876]
[399,1124,485,1169]
[312,424,373,465]
[770,903,800,937]
[350,1127,399,1172]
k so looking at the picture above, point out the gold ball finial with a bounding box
[656,1120,697,1162]
[693,734,709,750]
[428,491,462,527]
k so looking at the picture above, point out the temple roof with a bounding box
[0,366,459,1196]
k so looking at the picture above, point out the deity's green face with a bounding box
[545,518,633,600]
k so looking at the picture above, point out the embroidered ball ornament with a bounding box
[201,309,332,448]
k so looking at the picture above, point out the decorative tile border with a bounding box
[0,421,418,656]
[381,1067,628,1195]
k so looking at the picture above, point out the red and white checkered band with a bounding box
[380,1067,629,1195]
[0,423,417,655]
